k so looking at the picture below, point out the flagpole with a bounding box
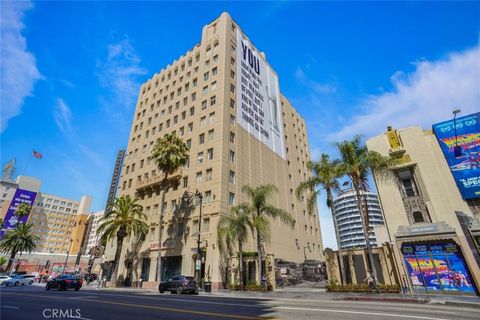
[22,154,32,176]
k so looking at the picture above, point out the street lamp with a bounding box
[453,109,462,158]
[62,239,74,275]
[182,189,203,287]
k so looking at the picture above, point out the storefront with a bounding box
[401,241,476,295]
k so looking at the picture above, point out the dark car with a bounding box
[158,275,198,294]
[46,274,83,291]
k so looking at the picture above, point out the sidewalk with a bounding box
[34,282,480,308]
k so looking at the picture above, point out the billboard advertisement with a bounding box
[0,188,37,238]
[402,242,475,294]
[432,112,480,199]
[236,29,286,159]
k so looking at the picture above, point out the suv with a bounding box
[159,275,198,294]
[0,275,12,285]
[46,274,83,291]
[4,274,35,287]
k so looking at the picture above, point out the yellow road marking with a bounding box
[2,292,276,320]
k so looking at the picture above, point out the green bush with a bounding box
[326,283,400,293]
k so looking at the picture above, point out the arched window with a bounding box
[413,211,424,223]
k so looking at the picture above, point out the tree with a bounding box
[217,204,253,287]
[97,195,148,285]
[15,203,32,220]
[0,256,6,271]
[150,133,189,283]
[0,223,38,272]
[336,135,395,280]
[241,185,295,283]
[296,154,347,284]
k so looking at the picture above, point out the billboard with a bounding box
[402,242,475,294]
[236,29,286,159]
[0,188,37,238]
[432,112,480,199]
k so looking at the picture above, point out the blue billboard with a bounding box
[432,112,480,200]
[0,188,37,238]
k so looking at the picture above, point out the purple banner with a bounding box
[0,188,37,237]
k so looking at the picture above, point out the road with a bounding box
[1,285,479,320]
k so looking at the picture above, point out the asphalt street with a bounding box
[1,285,479,320]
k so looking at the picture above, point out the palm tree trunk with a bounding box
[329,193,347,285]
[6,250,16,273]
[157,175,168,284]
[238,239,244,288]
[256,228,262,285]
[111,235,124,286]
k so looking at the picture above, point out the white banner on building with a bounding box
[236,29,286,159]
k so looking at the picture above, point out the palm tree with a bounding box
[241,184,295,283]
[97,195,148,285]
[0,223,38,272]
[296,154,347,284]
[15,203,32,220]
[337,135,395,280]
[217,204,253,287]
[150,132,189,283]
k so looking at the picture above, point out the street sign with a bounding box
[195,260,201,271]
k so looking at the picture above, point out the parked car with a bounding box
[46,274,83,291]
[158,275,198,294]
[0,275,12,285]
[4,274,35,287]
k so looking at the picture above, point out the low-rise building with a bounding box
[367,121,480,295]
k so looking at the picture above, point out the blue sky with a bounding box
[1,1,479,249]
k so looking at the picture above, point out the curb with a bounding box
[337,296,427,304]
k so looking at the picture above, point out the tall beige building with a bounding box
[106,12,323,289]
[367,126,480,295]
[0,175,92,256]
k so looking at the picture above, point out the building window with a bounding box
[197,152,204,164]
[211,81,217,91]
[199,133,205,144]
[202,217,210,231]
[413,211,425,223]
[190,107,195,116]
[207,148,213,160]
[196,172,202,184]
[206,168,212,181]
[229,171,235,184]
[204,72,209,81]
[397,169,418,197]
[208,129,214,141]
[209,112,215,123]
[183,176,188,188]
[186,139,192,148]
[212,67,217,76]
[229,150,235,163]
[230,132,235,143]
[204,192,212,205]
[200,116,206,127]
[193,220,199,234]
[228,192,235,205]
[210,95,216,106]
[202,100,207,110]
[230,114,235,125]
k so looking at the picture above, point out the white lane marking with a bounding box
[2,306,19,309]
[275,306,450,320]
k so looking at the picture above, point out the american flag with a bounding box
[32,150,43,159]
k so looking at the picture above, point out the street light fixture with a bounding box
[182,189,204,287]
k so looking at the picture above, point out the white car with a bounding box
[0,275,12,285]
[4,274,35,286]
